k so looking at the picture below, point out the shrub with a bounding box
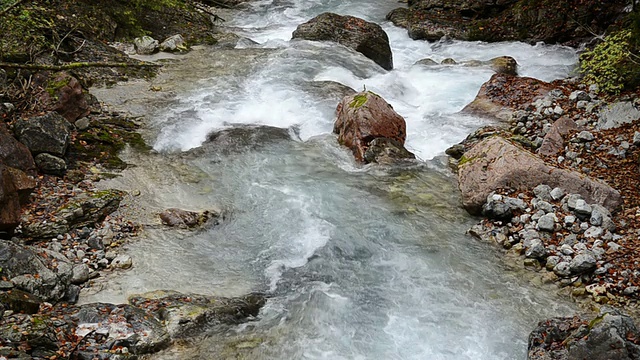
[580,29,640,94]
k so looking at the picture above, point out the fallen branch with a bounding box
[0,61,161,71]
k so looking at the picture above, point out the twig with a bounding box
[67,329,97,360]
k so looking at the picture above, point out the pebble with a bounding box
[570,253,597,274]
[112,254,133,269]
[573,199,592,216]
[550,187,565,201]
[537,213,556,232]
[584,226,603,239]
[633,131,640,146]
[576,131,595,142]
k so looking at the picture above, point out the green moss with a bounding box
[349,93,368,108]
[588,315,604,330]
[458,155,476,167]
[46,75,71,98]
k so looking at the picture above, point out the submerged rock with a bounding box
[334,91,412,163]
[292,12,393,70]
[159,208,221,229]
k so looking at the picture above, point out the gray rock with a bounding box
[87,236,103,250]
[71,264,90,285]
[75,117,90,131]
[134,36,159,55]
[545,256,560,271]
[563,215,576,226]
[532,199,554,213]
[576,100,588,109]
[415,58,438,66]
[623,286,639,295]
[573,199,592,216]
[553,105,564,116]
[575,131,595,142]
[553,262,571,277]
[584,226,603,239]
[533,184,552,201]
[570,253,597,274]
[598,101,640,129]
[569,90,591,102]
[505,196,527,211]
[14,112,73,156]
[537,213,556,232]
[525,239,547,259]
[112,254,133,269]
[560,234,578,247]
[34,153,66,176]
[549,187,565,201]
[159,34,186,52]
[560,244,574,255]
[633,131,640,146]
[566,194,583,210]
[568,308,640,360]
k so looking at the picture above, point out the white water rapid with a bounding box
[88,0,582,359]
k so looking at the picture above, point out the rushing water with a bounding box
[88,0,583,359]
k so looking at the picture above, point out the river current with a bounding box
[89,0,581,358]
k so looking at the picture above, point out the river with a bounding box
[88,0,581,358]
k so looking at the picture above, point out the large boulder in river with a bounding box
[292,13,393,70]
[159,208,222,229]
[14,112,73,157]
[528,308,640,360]
[334,91,412,163]
[458,136,621,214]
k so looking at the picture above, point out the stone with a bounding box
[537,116,581,156]
[0,124,36,175]
[34,153,66,176]
[569,253,597,274]
[488,56,518,75]
[74,117,90,130]
[159,208,221,229]
[482,195,513,221]
[445,144,465,159]
[533,184,552,201]
[566,193,583,210]
[0,165,23,234]
[598,101,640,129]
[568,308,640,360]
[71,264,90,284]
[525,239,547,259]
[363,137,416,164]
[134,35,159,55]
[14,112,72,157]
[569,90,591,102]
[414,58,438,66]
[584,226,603,239]
[0,240,73,302]
[0,289,42,314]
[545,256,560,271]
[573,199,592,217]
[563,215,576,226]
[112,254,133,269]
[334,91,410,163]
[550,187,565,201]
[633,131,640,146]
[575,130,595,142]
[159,34,186,52]
[553,262,571,277]
[537,213,556,232]
[457,137,621,215]
[292,13,393,70]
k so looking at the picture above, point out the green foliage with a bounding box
[580,29,640,94]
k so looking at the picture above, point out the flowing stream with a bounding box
[88,0,583,358]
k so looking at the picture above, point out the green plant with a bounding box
[580,29,640,94]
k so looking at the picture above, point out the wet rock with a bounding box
[112,254,133,269]
[363,137,415,164]
[528,308,640,360]
[488,56,518,76]
[128,290,266,339]
[414,58,439,66]
[34,153,67,176]
[385,7,410,28]
[525,239,547,259]
[14,112,72,157]
[74,303,170,355]
[292,13,393,70]
[159,208,221,229]
[569,253,596,274]
[197,125,293,155]
[553,262,571,277]
[334,91,409,163]
[159,34,186,52]
[0,289,42,314]
[134,35,159,55]
[457,137,621,215]
[0,240,72,302]
[304,81,357,102]
[0,124,36,175]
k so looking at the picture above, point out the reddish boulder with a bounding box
[334,91,409,163]
[538,116,582,157]
[0,165,21,234]
[0,124,36,175]
[458,136,621,214]
[462,73,554,122]
[35,72,90,122]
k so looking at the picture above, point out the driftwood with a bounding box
[0,61,161,71]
